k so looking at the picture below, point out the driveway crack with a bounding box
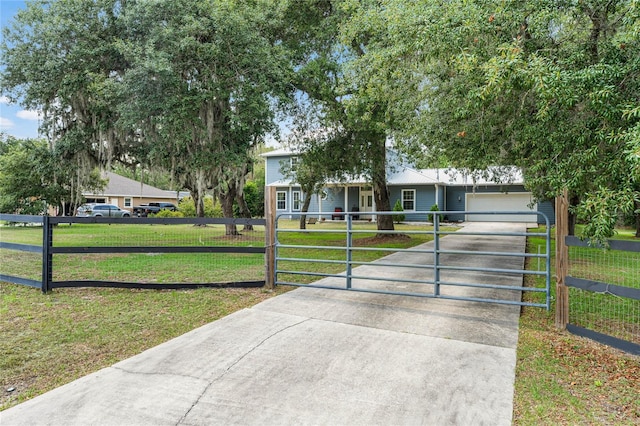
[176,318,310,425]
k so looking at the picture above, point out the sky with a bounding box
[0,0,41,139]
[0,0,286,146]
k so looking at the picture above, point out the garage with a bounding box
[465,192,537,222]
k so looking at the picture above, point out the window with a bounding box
[402,189,416,211]
[124,198,132,208]
[290,156,299,170]
[292,191,301,211]
[276,191,286,210]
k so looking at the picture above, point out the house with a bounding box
[81,171,183,213]
[262,148,555,224]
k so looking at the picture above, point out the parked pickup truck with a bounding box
[132,202,177,217]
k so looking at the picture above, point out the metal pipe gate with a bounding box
[274,211,551,309]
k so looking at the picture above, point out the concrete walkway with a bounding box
[1,222,530,426]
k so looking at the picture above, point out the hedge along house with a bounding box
[262,148,555,225]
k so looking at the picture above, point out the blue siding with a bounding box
[265,152,556,224]
[437,186,445,211]
[445,187,467,222]
[306,193,320,214]
[389,185,437,222]
[537,201,556,225]
[265,155,291,184]
[322,187,345,218]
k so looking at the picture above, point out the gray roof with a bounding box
[418,168,524,185]
[83,171,178,199]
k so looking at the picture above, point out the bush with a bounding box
[428,204,439,223]
[152,209,184,218]
[392,199,405,223]
[178,196,223,217]
[233,180,264,218]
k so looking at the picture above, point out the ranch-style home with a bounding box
[81,171,183,213]
[262,148,555,225]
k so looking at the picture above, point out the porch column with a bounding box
[372,190,377,222]
[344,187,348,215]
[435,184,440,209]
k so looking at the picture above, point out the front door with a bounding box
[359,187,373,219]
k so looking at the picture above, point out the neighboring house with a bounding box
[262,148,555,224]
[81,171,184,213]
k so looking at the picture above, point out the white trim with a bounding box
[401,189,416,212]
[344,188,348,216]
[292,191,301,211]
[276,191,287,211]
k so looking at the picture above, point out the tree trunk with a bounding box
[236,192,253,231]
[373,176,394,231]
[191,190,205,218]
[370,133,394,232]
[220,184,239,236]
[299,194,312,230]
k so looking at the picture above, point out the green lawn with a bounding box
[2,221,638,421]
[0,220,446,410]
[0,223,266,284]
[513,227,640,425]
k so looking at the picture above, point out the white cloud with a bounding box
[0,96,10,104]
[16,109,42,121]
[0,117,15,129]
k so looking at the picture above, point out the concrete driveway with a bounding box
[1,222,531,426]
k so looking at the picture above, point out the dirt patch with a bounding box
[353,234,411,246]
[210,234,263,242]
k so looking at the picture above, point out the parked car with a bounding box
[76,203,131,217]
[132,202,177,217]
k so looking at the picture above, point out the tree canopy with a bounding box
[1,0,287,233]
[348,0,640,240]
[0,134,105,214]
[2,0,639,240]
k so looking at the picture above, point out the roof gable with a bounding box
[84,172,176,198]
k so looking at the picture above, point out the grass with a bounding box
[0,223,266,284]
[0,220,444,411]
[513,227,640,425]
[2,221,639,421]
[0,284,291,410]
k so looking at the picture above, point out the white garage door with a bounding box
[465,192,537,222]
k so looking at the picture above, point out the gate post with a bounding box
[433,212,440,296]
[555,190,569,329]
[264,186,276,290]
[346,213,353,289]
[42,215,53,293]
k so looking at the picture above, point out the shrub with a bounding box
[152,209,184,218]
[178,196,222,217]
[392,199,405,223]
[428,204,439,223]
[233,180,264,218]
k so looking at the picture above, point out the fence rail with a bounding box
[555,191,640,356]
[564,236,640,356]
[0,214,266,292]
